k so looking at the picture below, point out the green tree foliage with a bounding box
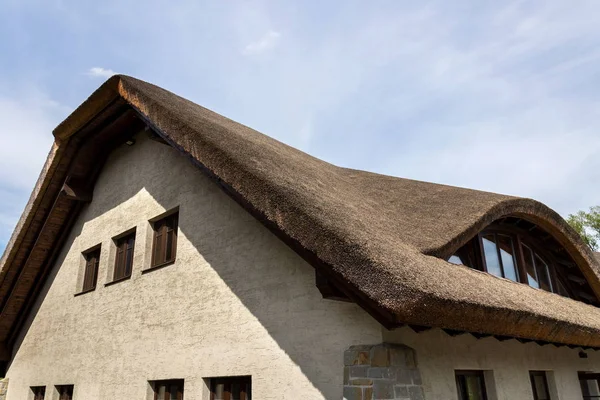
[567,206,600,251]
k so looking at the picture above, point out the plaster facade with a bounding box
[384,327,600,400]
[5,132,382,399]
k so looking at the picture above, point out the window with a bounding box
[456,370,488,400]
[481,233,518,282]
[446,217,599,305]
[151,212,178,268]
[31,386,45,400]
[580,372,600,399]
[210,376,251,400]
[530,371,551,400]
[81,246,100,292]
[55,385,73,400]
[151,379,184,400]
[113,231,136,281]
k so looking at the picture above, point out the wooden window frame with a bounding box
[150,211,179,269]
[479,232,520,282]
[529,371,551,400]
[209,376,252,400]
[55,385,74,400]
[31,386,46,400]
[579,372,600,400]
[80,245,101,293]
[151,379,184,400]
[111,230,136,283]
[455,370,488,400]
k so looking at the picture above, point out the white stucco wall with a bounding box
[384,326,600,400]
[5,132,382,400]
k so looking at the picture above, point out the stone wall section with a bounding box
[0,378,8,400]
[344,344,424,400]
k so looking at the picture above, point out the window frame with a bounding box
[451,224,580,299]
[55,385,74,400]
[455,370,488,400]
[111,230,136,283]
[479,226,567,296]
[209,376,252,400]
[31,386,46,400]
[529,371,551,400]
[151,379,184,400]
[579,372,600,400]
[150,211,179,269]
[81,245,101,293]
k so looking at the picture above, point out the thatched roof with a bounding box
[1,75,600,353]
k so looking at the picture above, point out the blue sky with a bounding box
[1,1,599,253]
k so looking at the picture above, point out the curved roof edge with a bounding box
[431,197,600,297]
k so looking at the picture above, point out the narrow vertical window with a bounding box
[210,376,251,400]
[529,371,551,400]
[31,386,46,400]
[151,212,178,268]
[82,246,101,292]
[55,385,74,400]
[456,370,488,400]
[113,231,136,281]
[151,379,184,400]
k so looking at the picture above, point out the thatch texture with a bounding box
[3,75,600,349]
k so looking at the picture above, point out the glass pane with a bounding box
[231,383,241,400]
[582,379,600,396]
[125,247,133,276]
[533,374,549,400]
[535,255,553,292]
[522,245,539,288]
[214,384,225,400]
[158,385,166,399]
[154,234,163,264]
[166,231,174,261]
[465,375,485,400]
[497,234,518,282]
[448,255,464,265]
[482,235,502,277]
[169,384,179,400]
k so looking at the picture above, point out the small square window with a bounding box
[113,231,136,281]
[150,379,184,400]
[81,246,101,292]
[151,212,178,268]
[530,371,551,400]
[31,386,45,400]
[456,370,488,400]
[55,385,73,400]
[210,376,251,400]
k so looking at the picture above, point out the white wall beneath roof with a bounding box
[384,326,600,400]
[5,132,382,400]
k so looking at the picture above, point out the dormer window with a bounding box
[448,217,598,305]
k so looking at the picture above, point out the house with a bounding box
[0,75,599,400]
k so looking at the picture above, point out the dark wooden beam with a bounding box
[60,182,92,202]
[409,325,431,333]
[315,270,352,302]
[443,328,466,337]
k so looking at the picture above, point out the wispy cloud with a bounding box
[242,30,281,55]
[86,67,116,78]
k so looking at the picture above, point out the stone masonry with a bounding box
[343,343,424,400]
[0,378,8,400]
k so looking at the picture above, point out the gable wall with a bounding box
[5,132,382,399]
